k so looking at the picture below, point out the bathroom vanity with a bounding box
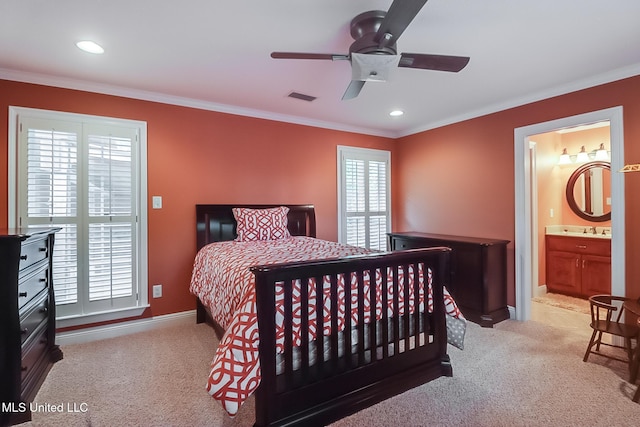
[544,160,613,299]
[545,228,611,298]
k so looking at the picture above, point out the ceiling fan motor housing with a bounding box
[349,10,397,56]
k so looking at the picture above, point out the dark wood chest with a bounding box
[0,228,62,426]
[388,232,510,327]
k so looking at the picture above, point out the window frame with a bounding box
[337,145,391,250]
[8,106,149,327]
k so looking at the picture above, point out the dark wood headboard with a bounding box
[196,204,317,250]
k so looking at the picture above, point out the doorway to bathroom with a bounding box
[514,107,625,322]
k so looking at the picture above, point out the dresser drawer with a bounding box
[20,291,49,346]
[20,325,49,383]
[18,265,49,310]
[546,235,611,256]
[391,237,430,250]
[19,237,49,271]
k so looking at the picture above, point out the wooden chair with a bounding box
[633,316,640,403]
[583,295,639,379]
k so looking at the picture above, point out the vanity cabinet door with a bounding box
[581,254,612,296]
[546,250,581,295]
[545,235,611,298]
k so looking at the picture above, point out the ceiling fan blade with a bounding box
[271,52,350,61]
[399,53,470,72]
[374,0,428,46]
[342,80,366,100]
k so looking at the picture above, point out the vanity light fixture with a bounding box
[558,148,572,165]
[76,40,104,54]
[557,143,610,165]
[576,146,590,163]
[594,143,609,161]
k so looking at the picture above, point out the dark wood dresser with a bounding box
[0,228,62,426]
[388,232,510,327]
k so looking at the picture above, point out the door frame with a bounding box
[514,107,625,321]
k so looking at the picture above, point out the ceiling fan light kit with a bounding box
[351,53,399,82]
[271,0,470,100]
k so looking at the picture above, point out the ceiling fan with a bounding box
[271,0,470,100]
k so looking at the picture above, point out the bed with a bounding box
[190,204,465,427]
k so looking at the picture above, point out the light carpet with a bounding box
[24,313,639,426]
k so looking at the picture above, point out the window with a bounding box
[337,146,391,250]
[9,107,148,327]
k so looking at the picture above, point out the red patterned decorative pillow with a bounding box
[232,206,291,242]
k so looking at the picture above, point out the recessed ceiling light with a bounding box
[389,110,404,117]
[76,40,104,54]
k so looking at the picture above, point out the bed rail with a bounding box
[251,247,452,427]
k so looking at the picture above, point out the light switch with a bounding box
[152,196,162,209]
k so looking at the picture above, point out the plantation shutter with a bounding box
[24,120,80,306]
[86,130,135,304]
[367,159,388,250]
[18,115,140,319]
[345,158,366,247]
[339,147,391,250]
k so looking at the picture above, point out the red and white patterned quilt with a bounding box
[189,236,465,416]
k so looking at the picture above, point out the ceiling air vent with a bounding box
[288,92,317,102]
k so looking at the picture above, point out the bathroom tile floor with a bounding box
[531,298,592,339]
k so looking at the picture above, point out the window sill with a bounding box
[56,305,150,329]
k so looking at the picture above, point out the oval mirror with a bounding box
[565,161,611,222]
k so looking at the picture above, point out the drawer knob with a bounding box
[40,307,48,314]
[21,366,28,372]
[19,291,28,298]
[20,254,28,260]
[21,328,28,335]
[39,247,47,252]
[576,245,587,249]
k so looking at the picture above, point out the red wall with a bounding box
[0,79,394,320]
[393,75,640,304]
[3,74,640,324]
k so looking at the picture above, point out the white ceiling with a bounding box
[2,0,640,138]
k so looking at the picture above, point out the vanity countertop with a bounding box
[545,225,611,239]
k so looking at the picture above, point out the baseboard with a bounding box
[507,305,516,319]
[55,310,196,346]
[534,284,548,298]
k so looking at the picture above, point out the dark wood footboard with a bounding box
[194,204,454,426]
[251,247,452,427]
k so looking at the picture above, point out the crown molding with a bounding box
[3,63,639,140]
[398,63,640,138]
[0,68,396,138]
